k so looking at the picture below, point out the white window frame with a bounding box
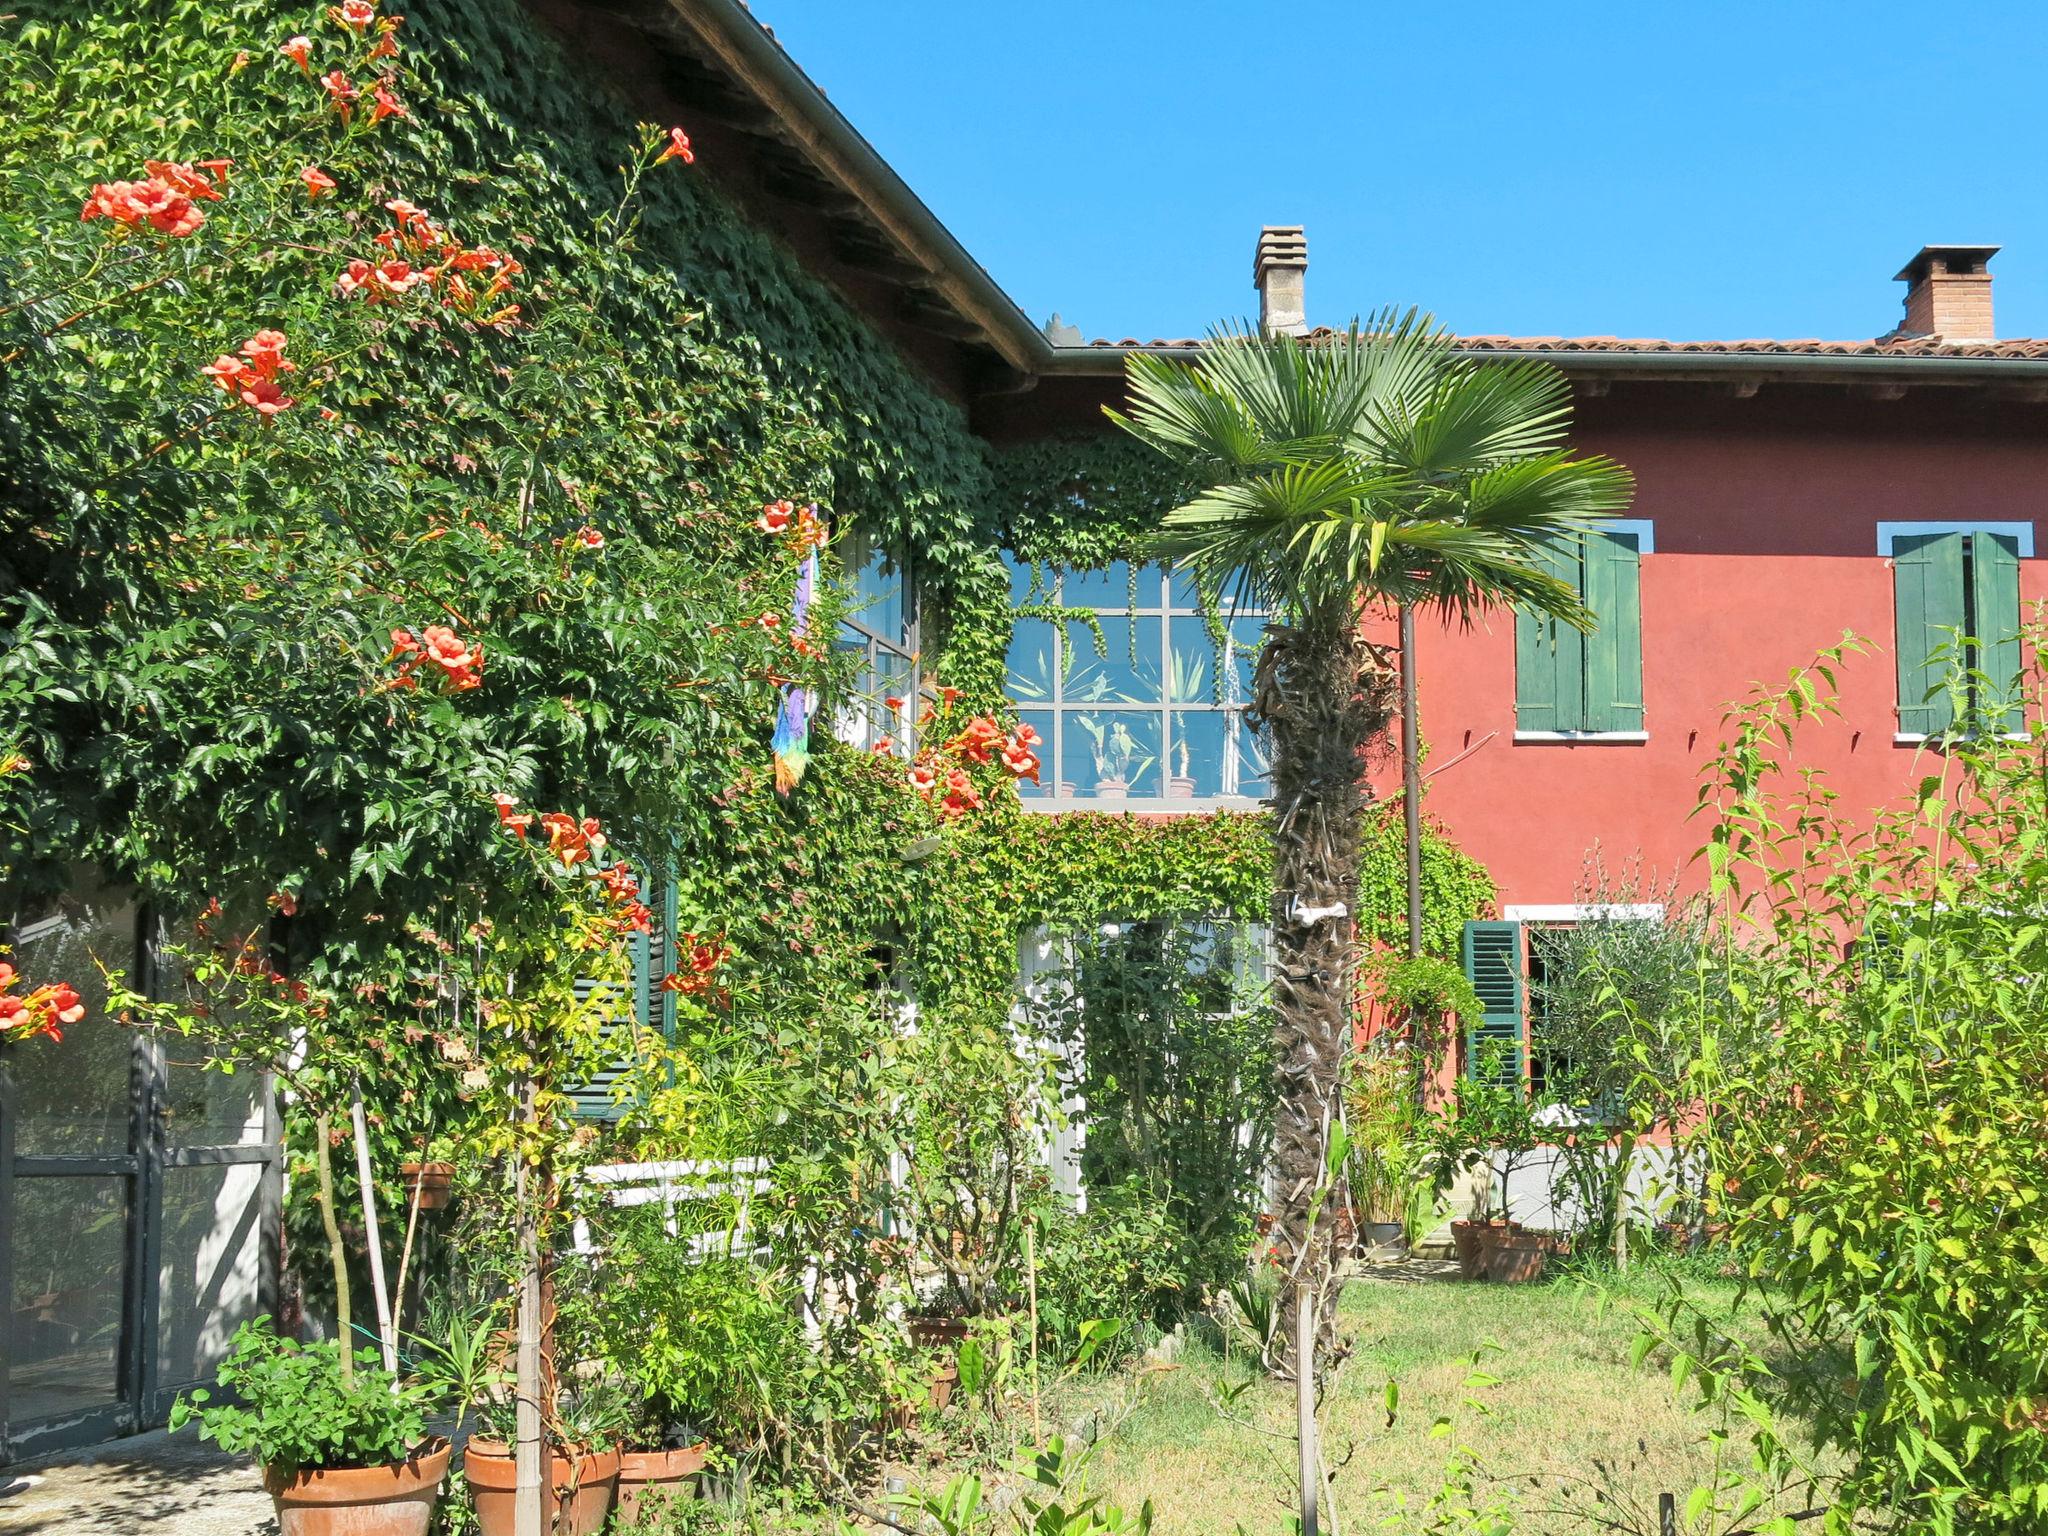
[833,527,917,756]
[1004,558,1270,811]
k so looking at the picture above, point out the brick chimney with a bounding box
[1894,244,1999,341]
[1253,226,1308,336]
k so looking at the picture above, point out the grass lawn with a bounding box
[1077,1262,1809,1535]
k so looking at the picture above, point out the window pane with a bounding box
[1227,714,1273,799]
[875,653,914,755]
[1064,710,1160,799]
[1005,552,1047,606]
[164,1055,267,1148]
[1168,616,1220,703]
[1226,617,1267,706]
[1169,709,1224,797]
[1017,710,1054,799]
[12,895,138,1156]
[1168,563,1207,611]
[1064,616,1161,705]
[841,525,909,647]
[155,1161,267,1391]
[1063,561,1134,610]
[7,1173,128,1421]
[1006,618,1059,704]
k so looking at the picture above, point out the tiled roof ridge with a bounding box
[1084,328,2048,359]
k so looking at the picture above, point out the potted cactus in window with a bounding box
[1165,647,1209,798]
[1077,716,1152,798]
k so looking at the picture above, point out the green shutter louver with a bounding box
[1969,530,2023,734]
[1514,537,1585,731]
[569,875,671,1119]
[1581,530,1644,732]
[1893,531,1965,737]
[1460,919,1525,1087]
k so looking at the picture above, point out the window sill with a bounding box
[1513,730,1648,744]
[1892,731,2029,746]
[1019,796,1268,815]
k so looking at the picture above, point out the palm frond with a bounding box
[1116,311,1634,630]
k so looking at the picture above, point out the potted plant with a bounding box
[170,1317,450,1536]
[1165,648,1209,799]
[400,1131,461,1212]
[464,1376,626,1536]
[1432,1046,1551,1283]
[1344,1047,1421,1258]
[594,1213,789,1528]
[1077,716,1152,798]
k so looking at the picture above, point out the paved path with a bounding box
[0,1430,274,1536]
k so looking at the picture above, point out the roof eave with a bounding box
[669,0,1054,375]
[1034,343,2048,386]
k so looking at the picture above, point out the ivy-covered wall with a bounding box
[2,0,1490,1024]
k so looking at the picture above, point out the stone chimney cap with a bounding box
[1894,244,1999,283]
[1252,225,1309,284]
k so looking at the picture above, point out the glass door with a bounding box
[1,890,280,1462]
[1,894,145,1457]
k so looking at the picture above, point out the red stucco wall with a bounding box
[989,373,2048,909]
[1400,554,2043,909]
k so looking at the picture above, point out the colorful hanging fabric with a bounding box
[771,539,819,796]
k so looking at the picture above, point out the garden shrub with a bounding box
[1027,918,1275,1306]
[1644,643,2048,1531]
[1033,1178,1189,1356]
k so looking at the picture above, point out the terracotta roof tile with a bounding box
[1082,328,2048,360]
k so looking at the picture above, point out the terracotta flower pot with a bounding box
[464,1439,619,1536]
[262,1438,451,1536]
[928,1362,960,1412]
[905,1313,969,1350]
[1480,1234,1547,1285]
[399,1161,456,1211]
[1094,777,1129,798]
[612,1444,707,1530]
[1449,1220,1483,1279]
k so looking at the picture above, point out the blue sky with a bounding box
[756,1,2048,344]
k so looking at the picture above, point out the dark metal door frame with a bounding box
[0,908,282,1464]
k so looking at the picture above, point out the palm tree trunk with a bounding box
[1255,616,1394,1373]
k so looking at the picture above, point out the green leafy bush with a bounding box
[1029,919,1274,1303]
[1033,1179,1187,1355]
[594,1207,804,1453]
[169,1317,429,1474]
[1645,643,2048,1530]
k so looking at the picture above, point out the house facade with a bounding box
[978,240,2048,1080]
[9,0,2048,1463]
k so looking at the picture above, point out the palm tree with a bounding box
[1109,311,1633,1372]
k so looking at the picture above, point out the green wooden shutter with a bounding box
[569,877,669,1119]
[1460,919,1525,1087]
[1581,530,1644,732]
[1893,531,1965,737]
[1515,538,1585,731]
[1970,530,2023,734]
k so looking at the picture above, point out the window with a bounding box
[835,525,916,756]
[1003,557,1270,804]
[1889,527,2022,737]
[1514,527,1646,737]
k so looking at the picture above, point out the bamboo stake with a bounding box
[1025,1215,1042,1444]
[1295,1281,1320,1536]
[390,1113,434,1345]
[350,1076,399,1372]
[514,1072,545,1536]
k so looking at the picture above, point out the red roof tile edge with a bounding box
[1085,328,2048,359]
